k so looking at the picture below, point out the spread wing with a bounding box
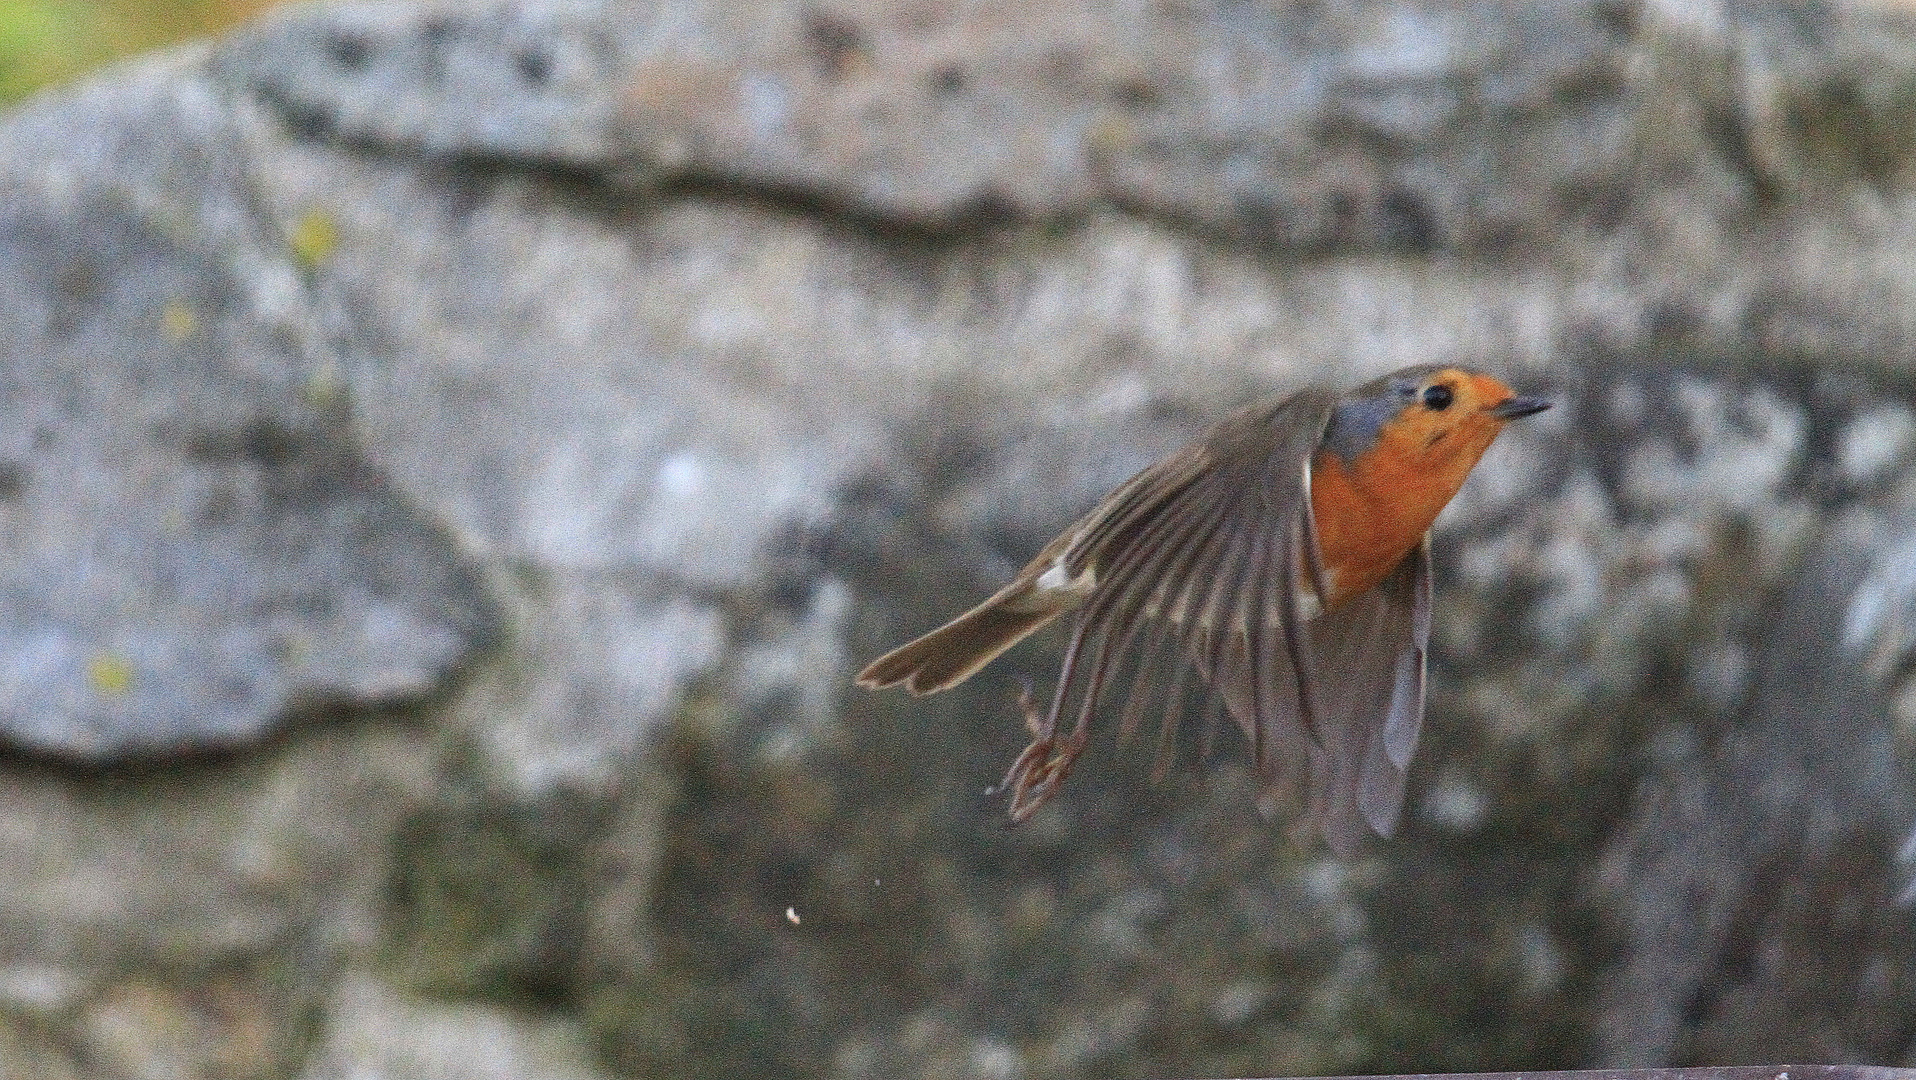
[999,389,1343,820]
[1209,539,1430,855]
[999,387,1432,854]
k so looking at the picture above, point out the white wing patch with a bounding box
[1035,553,1097,596]
[1296,456,1328,622]
[1296,588,1324,622]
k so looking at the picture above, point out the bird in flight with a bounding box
[858,365,1550,854]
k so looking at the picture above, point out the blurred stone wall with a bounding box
[4,1,1916,1078]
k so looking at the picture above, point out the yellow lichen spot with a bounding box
[88,654,134,696]
[1083,113,1138,162]
[302,363,345,412]
[160,300,196,341]
[288,209,339,269]
[273,634,309,668]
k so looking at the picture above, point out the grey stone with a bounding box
[0,1023,84,1080]
[204,0,1665,246]
[0,721,437,1078]
[302,972,612,1080]
[79,976,290,1080]
[1595,536,1915,1063]
[445,577,723,796]
[205,0,1916,258]
[0,964,83,1018]
[0,725,433,971]
[0,64,498,759]
[8,0,1916,1078]
[1837,405,1916,486]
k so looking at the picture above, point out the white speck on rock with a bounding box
[1845,530,1916,680]
[1422,772,1490,832]
[968,1035,1024,1080]
[656,452,702,496]
[1838,404,1916,484]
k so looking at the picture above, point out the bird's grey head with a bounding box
[1319,366,1444,463]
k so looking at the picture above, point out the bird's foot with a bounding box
[998,681,1087,822]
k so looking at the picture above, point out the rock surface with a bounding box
[3,1,1916,1078]
[301,972,613,1080]
[0,62,498,758]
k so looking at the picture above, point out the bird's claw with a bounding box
[1015,677,1044,738]
[990,676,1087,821]
[999,729,1088,823]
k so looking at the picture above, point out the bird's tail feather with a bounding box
[857,598,1060,695]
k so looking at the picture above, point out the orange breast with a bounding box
[1308,441,1472,608]
[1304,369,1524,607]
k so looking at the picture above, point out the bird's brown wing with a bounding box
[855,404,1226,696]
[1209,539,1431,855]
[1000,388,1345,820]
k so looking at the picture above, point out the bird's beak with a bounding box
[1487,395,1551,420]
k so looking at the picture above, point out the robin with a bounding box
[857,364,1550,854]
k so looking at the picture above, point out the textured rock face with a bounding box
[5,1,1916,1078]
[0,68,498,758]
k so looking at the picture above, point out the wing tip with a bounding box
[854,656,900,691]
[856,597,1065,697]
[857,635,995,695]
[854,653,946,695]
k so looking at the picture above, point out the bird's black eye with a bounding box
[1422,384,1454,411]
